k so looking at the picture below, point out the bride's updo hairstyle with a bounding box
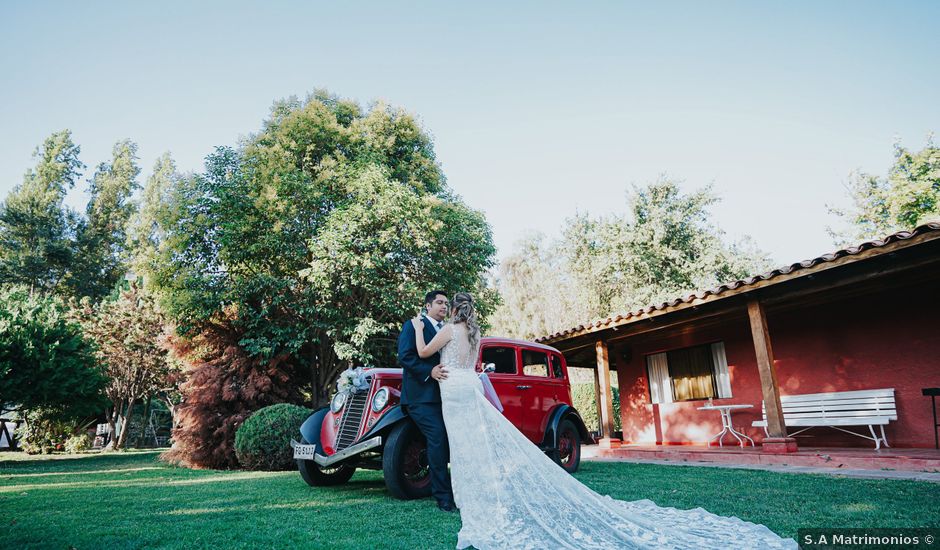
[452,292,480,350]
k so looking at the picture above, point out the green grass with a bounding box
[1,450,938,549]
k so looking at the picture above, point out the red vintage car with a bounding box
[294,337,590,500]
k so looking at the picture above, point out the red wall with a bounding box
[615,280,940,448]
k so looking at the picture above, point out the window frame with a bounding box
[645,341,732,404]
[520,348,551,378]
[481,345,519,375]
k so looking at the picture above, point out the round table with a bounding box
[697,404,755,447]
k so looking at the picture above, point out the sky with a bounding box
[2,1,939,266]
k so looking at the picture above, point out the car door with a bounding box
[519,347,564,443]
[479,345,525,431]
[549,352,572,404]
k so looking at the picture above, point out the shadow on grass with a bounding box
[0,449,169,470]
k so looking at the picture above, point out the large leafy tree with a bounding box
[69,140,141,300]
[490,178,772,339]
[829,140,940,244]
[0,285,106,418]
[148,91,496,407]
[0,131,83,293]
[302,163,494,397]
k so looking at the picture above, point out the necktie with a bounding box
[436,321,443,330]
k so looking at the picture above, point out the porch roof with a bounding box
[536,222,940,348]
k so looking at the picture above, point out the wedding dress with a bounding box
[438,323,797,550]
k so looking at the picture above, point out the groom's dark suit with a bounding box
[398,316,454,505]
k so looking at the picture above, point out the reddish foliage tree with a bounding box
[162,319,303,469]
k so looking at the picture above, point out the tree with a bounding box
[488,232,584,341]
[490,178,772,338]
[69,140,141,300]
[586,178,771,313]
[829,139,940,244]
[0,130,83,293]
[147,91,496,408]
[302,163,495,397]
[0,285,106,419]
[126,153,177,285]
[162,317,302,469]
[75,284,177,449]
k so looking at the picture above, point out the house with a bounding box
[537,223,940,452]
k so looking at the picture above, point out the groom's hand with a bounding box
[431,364,448,381]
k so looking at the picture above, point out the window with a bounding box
[549,353,565,379]
[646,342,732,403]
[482,346,517,374]
[521,349,550,377]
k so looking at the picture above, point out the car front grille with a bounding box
[336,389,369,451]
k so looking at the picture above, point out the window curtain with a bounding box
[646,353,672,404]
[667,346,717,401]
[711,342,733,398]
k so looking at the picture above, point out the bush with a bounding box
[571,383,621,433]
[234,403,312,471]
[65,433,92,454]
[161,320,304,469]
[16,416,68,454]
[15,409,89,455]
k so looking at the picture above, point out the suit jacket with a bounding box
[398,317,442,405]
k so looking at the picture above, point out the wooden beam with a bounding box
[592,366,603,435]
[747,299,786,438]
[595,339,620,448]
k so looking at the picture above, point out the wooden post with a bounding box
[595,339,621,449]
[747,299,797,453]
[592,367,603,438]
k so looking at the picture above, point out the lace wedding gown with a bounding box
[438,324,797,550]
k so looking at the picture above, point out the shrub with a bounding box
[571,383,621,433]
[235,403,312,471]
[161,320,303,469]
[65,433,92,454]
[16,415,69,454]
[16,409,89,455]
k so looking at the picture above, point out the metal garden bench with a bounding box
[752,388,897,449]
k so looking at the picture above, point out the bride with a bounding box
[412,292,797,550]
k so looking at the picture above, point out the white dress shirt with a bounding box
[420,314,445,382]
[422,313,445,332]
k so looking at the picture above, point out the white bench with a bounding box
[752,388,896,449]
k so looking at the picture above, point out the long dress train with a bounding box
[438,324,797,550]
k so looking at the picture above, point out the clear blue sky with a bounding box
[2,1,938,265]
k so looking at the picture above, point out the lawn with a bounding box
[1,450,938,549]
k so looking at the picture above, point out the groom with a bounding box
[397,290,455,512]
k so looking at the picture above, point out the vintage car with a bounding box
[294,337,590,500]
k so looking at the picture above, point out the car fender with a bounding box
[299,407,330,445]
[360,405,413,441]
[541,404,591,449]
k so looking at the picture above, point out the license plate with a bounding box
[292,441,317,460]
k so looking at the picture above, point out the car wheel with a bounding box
[297,436,356,486]
[554,419,581,474]
[382,420,432,500]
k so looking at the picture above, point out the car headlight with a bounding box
[330,392,347,414]
[371,388,389,413]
